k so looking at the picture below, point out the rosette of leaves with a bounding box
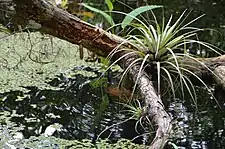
[107,8,223,105]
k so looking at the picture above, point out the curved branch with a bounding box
[129,64,172,148]
[1,0,177,148]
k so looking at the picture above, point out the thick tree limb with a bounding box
[206,55,225,90]
[125,58,172,148]
[12,0,125,57]
[9,0,173,148]
[214,66,225,89]
[4,0,225,148]
[182,55,225,88]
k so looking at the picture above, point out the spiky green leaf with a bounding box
[121,5,163,29]
[105,0,113,11]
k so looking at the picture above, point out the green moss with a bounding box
[0,32,145,149]
[0,32,102,93]
[1,134,147,149]
[0,114,147,149]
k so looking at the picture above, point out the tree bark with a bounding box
[9,0,173,148]
[12,0,125,57]
[214,66,225,89]
[182,55,225,88]
[2,0,225,148]
[124,57,172,148]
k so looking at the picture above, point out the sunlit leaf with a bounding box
[61,0,68,8]
[0,24,11,34]
[105,0,113,11]
[121,5,163,29]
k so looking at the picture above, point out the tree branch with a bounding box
[10,0,173,148]
[6,0,225,148]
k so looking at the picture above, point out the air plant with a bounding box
[106,8,223,105]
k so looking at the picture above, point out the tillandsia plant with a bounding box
[106,8,223,105]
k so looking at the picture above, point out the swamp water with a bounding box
[0,65,225,148]
[0,32,147,148]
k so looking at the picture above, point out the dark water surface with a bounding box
[168,87,225,149]
[0,66,145,144]
[0,66,225,148]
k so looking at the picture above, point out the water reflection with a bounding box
[0,66,144,144]
[169,87,225,148]
[0,66,225,148]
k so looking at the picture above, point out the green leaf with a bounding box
[61,0,68,8]
[105,0,113,11]
[100,57,110,66]
[0,24,11,34]
[82,3,115,26]
[121,5,163,29]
